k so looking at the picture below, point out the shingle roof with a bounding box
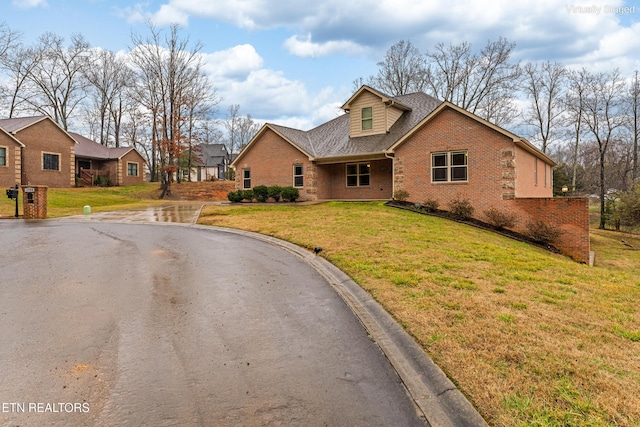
[195,144,228,166]
[0,116,48,133]
[267,92,442,160]
[70,132,134,160]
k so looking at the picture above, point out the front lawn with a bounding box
[198,201,640,427]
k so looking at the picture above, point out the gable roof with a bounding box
[0,115,77,145]
[233,86,556,167]
[70,132,138,160]
[195,144,228,167]
[0,126,25,147]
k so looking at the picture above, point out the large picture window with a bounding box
[0,147,6,166]
[361,107,373,131]
[293,164,304,187]
[242,168,251,189]
[432,151,468,182]
[43,152,60,171]
[346,163,371,187]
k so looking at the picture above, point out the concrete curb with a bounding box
[200,225,488,427]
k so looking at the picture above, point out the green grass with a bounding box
[3,191,639,426]
[0,183,163,218]
[198,201,640,427]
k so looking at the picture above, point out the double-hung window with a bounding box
[346,163,371,187]
[432,151,468,182]
[242,168,251,189]
[361,107,373,131]
[43,152,60,171]
[0,147,6,166]
[293,164,304,187]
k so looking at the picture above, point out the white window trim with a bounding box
[242,168,251,189]
[431,151,468,183]
[293,164,304,188]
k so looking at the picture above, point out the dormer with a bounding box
[341,85,412,138]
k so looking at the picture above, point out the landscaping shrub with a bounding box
[252,185,269,202]
[239,189,254,201]
[484,207,517,229]
[267,185,282,202]
[281,186,299,202]
[394,189,409,201]
[422,199,439,212]
[448,197,474,220]
[227,191,242,203]
[525,220,562,244]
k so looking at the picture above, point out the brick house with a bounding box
[232,85,590,263]
[70,132,146,186]
[0,116,76,187]
[0,126,24,188]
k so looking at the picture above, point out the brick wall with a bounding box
[16,119,75,187]
[22,185,47,219]
[234,128,315,200]
[512,197,590,263]
[394,108,518,214]
[0,134,21,187]
[120,151,146,186]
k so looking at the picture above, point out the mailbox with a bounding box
[5,185,18,200]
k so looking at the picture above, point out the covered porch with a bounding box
[312,156,393,200]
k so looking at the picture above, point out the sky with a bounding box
[3,0,640,132]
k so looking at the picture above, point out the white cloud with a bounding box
[12,0,47,8]
[284,35,367,58]
[202,44,264,79]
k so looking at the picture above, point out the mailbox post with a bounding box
[5,184,19,217]
[21,185,48,219]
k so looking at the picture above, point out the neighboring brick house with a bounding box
[232,85,590,263]
[0,126,24,188]
[70,132,146,186]
[0,116,76,187]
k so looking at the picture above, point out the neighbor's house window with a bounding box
[43,152,60,171]
[346,163,371,187]
[293,164,304,187]
[432,151,468,182]
[242,168,251,189]
[0,147,6,166]
[127,162,139,176]
[361,107,373,131]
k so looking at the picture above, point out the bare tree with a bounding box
[130,23,216,197]
[424,37,521,126]
[565,69,590,193]
[580,69,627,228]
[521,61,567,153]
[18,32,92,130]
[370,40,426,96]
[84,49,134,146]
[0,45,39,117]
[0,22,20,60]
[223,104,260,155]
[628,70,640,183]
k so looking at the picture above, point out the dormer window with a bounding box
[361,107,373,131]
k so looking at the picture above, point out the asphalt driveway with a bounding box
[0,219,427,426]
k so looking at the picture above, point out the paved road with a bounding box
[0,220,426,426]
